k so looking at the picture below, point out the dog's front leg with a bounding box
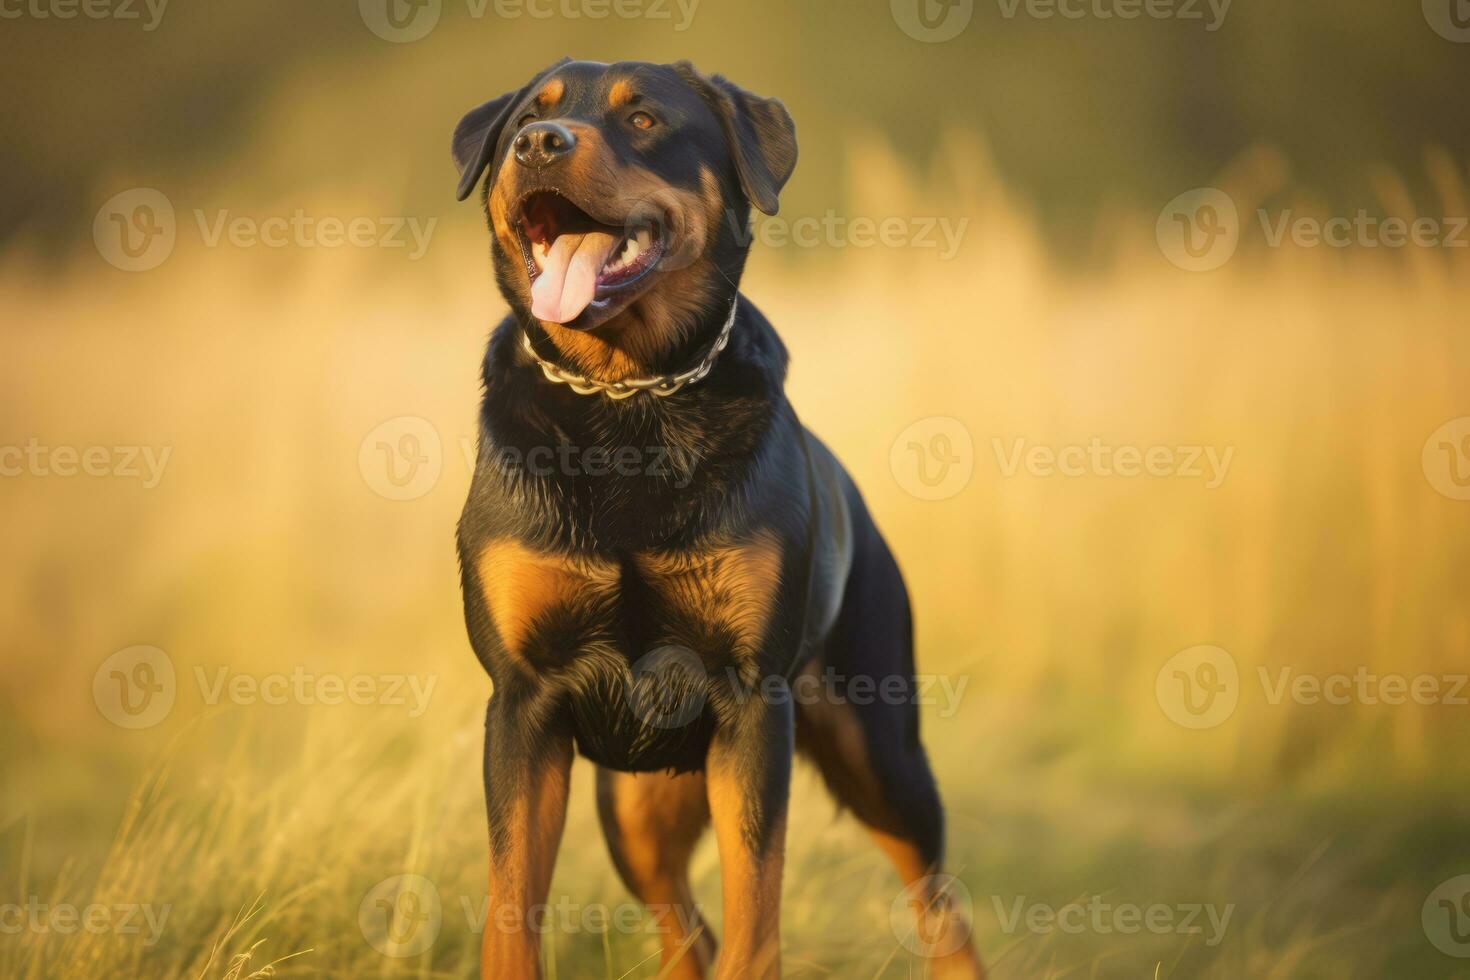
[706,682,793,980]
[481,695,573,980]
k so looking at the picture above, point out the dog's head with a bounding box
[453,59,796,360]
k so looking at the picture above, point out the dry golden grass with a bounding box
[2,135,1468,978]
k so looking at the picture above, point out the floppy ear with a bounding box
[452,58,571,202]
[673,63,797,216]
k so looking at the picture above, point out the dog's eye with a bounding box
[628,111,656,130]
[516,112,537,129]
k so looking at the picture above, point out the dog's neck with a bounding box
[479,295,787,548]
[520,290,740,386]
[519,298,737,399]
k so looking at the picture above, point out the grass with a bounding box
[2,134,1469,978]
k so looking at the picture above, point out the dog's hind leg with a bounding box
[596,768,717,979]
[796,512,985,978]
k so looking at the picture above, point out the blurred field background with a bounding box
[4,2,1470,978]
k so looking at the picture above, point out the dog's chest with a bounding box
[474,535,784,770]
[476,534,781,666]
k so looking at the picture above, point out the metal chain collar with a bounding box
[519,300,738,400]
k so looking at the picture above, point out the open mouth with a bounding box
[515,190,665,324]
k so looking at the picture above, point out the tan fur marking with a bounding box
[477,539,619,659]
[635,530,783,656]
[537,78,564,108]
[483,739,573,977]
[875,839,986,979]
[600,770,714,979]
[608,78,636,107]
[706,757,784,979]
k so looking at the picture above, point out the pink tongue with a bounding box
[531,232,621,323]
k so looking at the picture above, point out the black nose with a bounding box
[512,122,576,169]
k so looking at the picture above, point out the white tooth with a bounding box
[626,238,641,261]
[636,228,652,250]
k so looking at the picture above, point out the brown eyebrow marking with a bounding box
[537,78,564,107]
[608,79,637,107]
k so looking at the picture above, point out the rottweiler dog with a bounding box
[452,58,983,980]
